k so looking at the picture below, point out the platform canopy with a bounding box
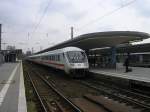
[37,31,150,54]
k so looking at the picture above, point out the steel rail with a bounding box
[33,70,82,112]
[80,81,150,110]
[103,81,150,100]
[27,72,48,112]
[90,77,150,100]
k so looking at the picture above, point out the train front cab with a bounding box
[64,51,89,78]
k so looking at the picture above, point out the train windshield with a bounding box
[67,51,87,63]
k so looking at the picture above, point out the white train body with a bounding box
[28,47,89,77]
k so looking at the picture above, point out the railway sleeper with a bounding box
[84,94,141,112]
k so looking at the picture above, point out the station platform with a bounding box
[90,67,150,87]
[0,61,27,112]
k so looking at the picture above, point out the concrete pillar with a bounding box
[94,53,96,67]
[91,51,94,67]
[85,50,89,58]
[85,49,90,65]
[0,53,3,64]
[111,46,117,68]
[0,24,1,51]
[139,55,143,63]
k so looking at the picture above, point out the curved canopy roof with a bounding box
[90,43,150,54]
[37,31,150,54]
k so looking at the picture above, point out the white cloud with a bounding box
[0,0,150,52]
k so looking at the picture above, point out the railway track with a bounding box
[23,69,43,112]
[84,75,150,106]
[26,70,139,112]
[78,80,150,111]
[23,61,148,112]
[92,79,150,103]
[24,63,124,112]
[25,69,81,112]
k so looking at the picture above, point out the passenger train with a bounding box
[27,47,89,77]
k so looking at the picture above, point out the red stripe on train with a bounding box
[43,60,64,67]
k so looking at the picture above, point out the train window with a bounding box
[55,55,57,61]
[52,55,54,60]
[67,51,86,63]
[57,55,59,61]
[58,54,60,61]
[56,55,58,61]
[63,53,65,58]
[55,55,56,61]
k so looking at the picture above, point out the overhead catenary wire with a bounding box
[76,0,137,31]
[2,0,137,39]
[31,0,53,36]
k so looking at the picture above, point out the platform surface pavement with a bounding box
[90,67,150,83]
[0,61,27,112]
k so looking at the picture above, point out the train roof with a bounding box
[45,47,83,53]
[28,47,84,57]
[59,47,83,52]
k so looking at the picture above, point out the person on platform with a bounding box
[124,56,129,72]
[124,53,132,73]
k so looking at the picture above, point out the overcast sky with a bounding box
[1,0,150,53]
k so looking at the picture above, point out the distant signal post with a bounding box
[71,26,73,39]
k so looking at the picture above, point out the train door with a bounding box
[59,53,67,71]
[63,52,70,73]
